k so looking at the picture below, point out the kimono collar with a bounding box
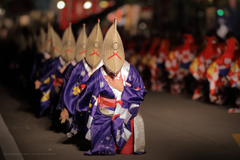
[83,58,92,74]
[59,56,67,66]
[83,58,103,75]
[43,51,51,60]
[101,60,130,85]
[101,66,123,100]
[71,59,77,66]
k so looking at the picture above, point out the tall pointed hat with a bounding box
[103,18,124,74]
[61,23,76,63]
[45,23,52,53]
[85,19,103,68]
[50,26,62,59]
[75,23,87,62]
[38,27,46,53]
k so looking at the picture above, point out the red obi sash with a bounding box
[99,96,116,108]
[53,78,63,87]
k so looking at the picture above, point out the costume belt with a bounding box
[99,96,117,117]
[53,78,63,87]
[99,96,116,108]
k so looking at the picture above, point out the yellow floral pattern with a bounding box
[41,90,50,102]
[207,62,216,76]
[44,77,50,84]
[169,51,174,60]
[89,100,92,108]
[73,86,81,96]
[190,58,199,72]
[148,57,155,67]
[141,56,148,65]
[231,60,239,73]
[92,95,97,101]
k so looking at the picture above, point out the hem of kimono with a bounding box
[133,150,146,155]
[84,150,115,156]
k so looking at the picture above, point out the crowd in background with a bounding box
[1,20,240,115]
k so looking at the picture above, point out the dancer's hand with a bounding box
[35,80,41,90]
[59,108,69,123]
[105,73,124,92]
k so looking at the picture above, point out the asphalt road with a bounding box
[0,85,240,160]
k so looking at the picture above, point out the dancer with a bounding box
[190,35,224,100]
[165,33,197,94]
[59,20,103,137]
[76,18,147,155]
[148,38,170,91]
[206,35,238,104]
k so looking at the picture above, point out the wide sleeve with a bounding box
[112,65,147,150]
[63,63,89,115]
[121,66,147,110]
[38,58,59,83]
[56,64,74,110]
[76,70,100,113]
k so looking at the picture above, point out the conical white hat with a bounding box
[85,19,103,68]
[102,18,124,74]
[61,23,76,63]
[75,23,87,62]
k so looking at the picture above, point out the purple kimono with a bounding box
[30,51,51,81]
[62,59,102,135]
[57,60,77,110]
[38,56,64,116]
[76,61,147,155]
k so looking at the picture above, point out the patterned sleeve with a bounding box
[56,64,74,110]
[112,65,147,150]
[63,62,89,115]
[76,69,100,113]
[38,58,59,83]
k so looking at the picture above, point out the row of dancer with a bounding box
[127,32,240,113]
[33,18,147,155]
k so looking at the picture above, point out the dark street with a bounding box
[1,85,240,160]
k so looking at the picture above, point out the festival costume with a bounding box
[148,39,169,91]
[165,34,197,94]
[138,38,159,78]
[62,21,103,136]
[76,18,147,155]
[206,37,238,104]
[38,25,63,116]
[190,36,224,100]
[30,27,49,81]
[226,58,240,113]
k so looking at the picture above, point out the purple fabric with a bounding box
[30,53,44,81]
[77,65,147,155]
[113,66,146,150]
[63,60,90,115]
[38,58,54,82]
[57,63,74,110]
[39,57,63,116]
[39,99,51,116]
[219,67,231,76]
[84,107,116,155]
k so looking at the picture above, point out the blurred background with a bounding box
[1,2,240,159]
[0,0,240,89]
